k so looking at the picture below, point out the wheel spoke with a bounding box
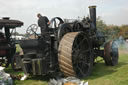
[77,66,86,77]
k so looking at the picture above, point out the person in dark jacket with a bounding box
[37,13,50,35]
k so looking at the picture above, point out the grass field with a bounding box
[4,48,128,85]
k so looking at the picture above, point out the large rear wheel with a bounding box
[58,32,93,78]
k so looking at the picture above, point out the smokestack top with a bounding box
[88,5,97,32]
[88,6,96,8]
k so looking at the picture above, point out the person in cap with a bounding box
[37,13,50,35]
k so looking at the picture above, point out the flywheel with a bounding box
[58,32,93,78]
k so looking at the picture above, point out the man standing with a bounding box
[37,13,50,35]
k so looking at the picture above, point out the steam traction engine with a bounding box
[20,6,118,78]
[0,17,23,67]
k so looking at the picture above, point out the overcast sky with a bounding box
[0,0,128,33]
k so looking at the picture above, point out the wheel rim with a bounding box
[72,33,93,78]
[104,41,118,66]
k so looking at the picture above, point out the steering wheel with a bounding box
[26,24,38,35]
[49,17,64,29]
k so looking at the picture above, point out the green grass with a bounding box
[84,49,128,85]
[4,49,128,85]
[4,67,48,85]
[16,44,22,53]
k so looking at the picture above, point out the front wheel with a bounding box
[104,41,119,66]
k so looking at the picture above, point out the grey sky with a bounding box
[0,0,128,33]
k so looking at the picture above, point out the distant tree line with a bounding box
[11,32,24,36]
[96,16,128,40]
[12,31,36,38]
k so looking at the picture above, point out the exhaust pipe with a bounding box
[89,6,96,31]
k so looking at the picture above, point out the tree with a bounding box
[96,16,120,40]
[119,25,128,39]
[96,16,107,34]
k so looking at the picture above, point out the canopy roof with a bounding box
[0,17,23,28]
